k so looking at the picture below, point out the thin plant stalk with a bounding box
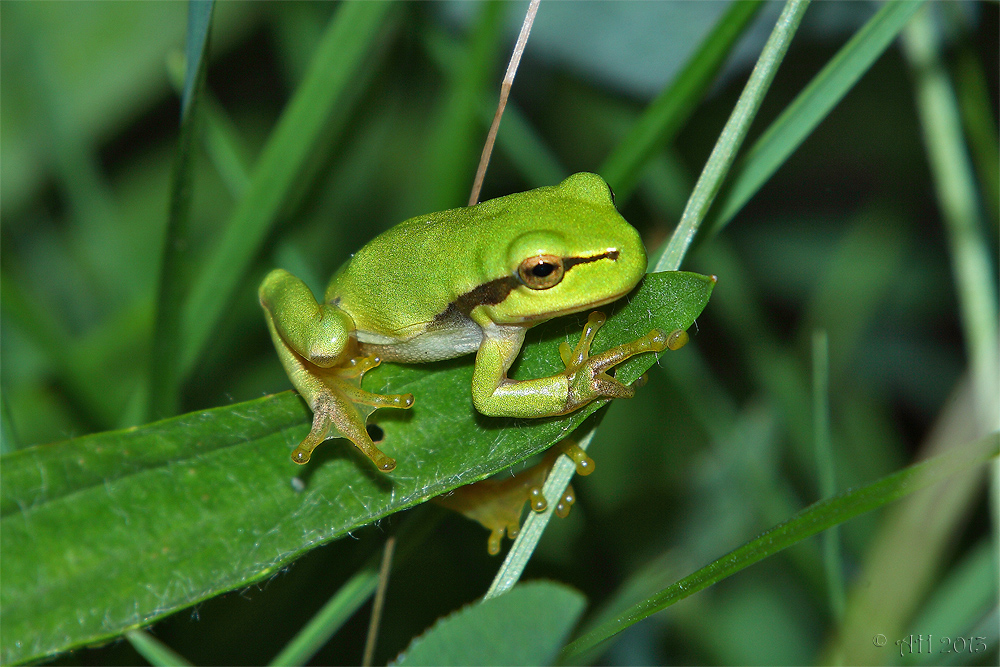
[468,0,540,206]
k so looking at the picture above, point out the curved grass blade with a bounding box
[654,0,811,273]
[488,0,805,603]
[599,0,763,202]
[705,0,925,236]
[902,4,998,432]
[559,431,999,661]
[812,329,845,620]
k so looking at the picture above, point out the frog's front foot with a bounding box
[291,355,413,471]
[560,312,688,413]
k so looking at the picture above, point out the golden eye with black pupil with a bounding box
[518,254,564,290]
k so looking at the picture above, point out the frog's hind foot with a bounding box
[291,358,413,472]
[434,439,596,554]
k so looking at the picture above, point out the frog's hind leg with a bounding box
[260,270,414,471]
[434,439,595,554]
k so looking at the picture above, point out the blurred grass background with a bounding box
[1,1,997,665]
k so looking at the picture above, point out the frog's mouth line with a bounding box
[519,285,633,324]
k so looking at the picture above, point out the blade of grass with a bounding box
[126,630,192,667]
[704,0,925,237]
[599,0,764,202]
[812,329,845,621]
[270,566,378,667]
[166,50,251,199]
[270,499,438,666]
[560,431,999,661]
[653,0,811,273]
[146,0,214,420]
[178,1,395,379]
[361,536,395,667]
[902,4,999,434]
[485,427,597,600]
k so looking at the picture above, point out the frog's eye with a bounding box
[518,254,565,290]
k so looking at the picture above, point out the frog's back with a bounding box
[326,206,494,332]
[325,173,644,357]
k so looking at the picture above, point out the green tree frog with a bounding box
[260,172,677,472]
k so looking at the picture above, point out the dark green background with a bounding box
[2,2,996,665]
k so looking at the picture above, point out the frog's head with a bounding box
[480,173,646,325]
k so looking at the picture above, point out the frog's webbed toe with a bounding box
[434,440,595,554]
[561,312,691,413]
[292,354,413,471]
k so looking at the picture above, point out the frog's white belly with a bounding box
[357,317,484,363]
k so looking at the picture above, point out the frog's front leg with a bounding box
[470,311,685,418]
[259,269,413,471]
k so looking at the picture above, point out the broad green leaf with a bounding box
[0,270,714,665]
[393,581,586,667]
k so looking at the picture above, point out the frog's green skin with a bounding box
[260,173,670,472]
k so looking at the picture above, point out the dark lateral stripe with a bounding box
[433,250,619,325]
[563,249,618,271]
[433,275,520,326]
